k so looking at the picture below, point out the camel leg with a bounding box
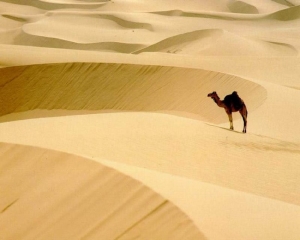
[227,112,234,130]
[240,108,247,133]
[242,116,247,133]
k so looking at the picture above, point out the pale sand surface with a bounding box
[1,112,300,205]
[0,0,300,240]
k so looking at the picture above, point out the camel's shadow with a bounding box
[205,123,245,134]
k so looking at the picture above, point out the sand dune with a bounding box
[0,28,145,53]
[0,61,298,142]
[135,29,297,56]
[0,142,203,240]
[1,1,300,240]
[103,160,300,240]
[227,0,259,14]
[151,9,260,20]
[0,11,157,52]
[0,0,108,10]
[22,12,154,44]
[1,1,299,55]
[268,4,300,20]
[273,0,294,7]
[100,0,231,13]
[0,44,299,89]
[0,115,299,240]
[101,0,289,14]
[0,1,44,15]
[0,62,266,124]
[287,0,300,5]
[1,112,299,206]
[0,15,26,29]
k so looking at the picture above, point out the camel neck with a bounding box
[212,95,225,108]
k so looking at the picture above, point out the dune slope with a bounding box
[0,142,204,240]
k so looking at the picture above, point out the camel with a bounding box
[207,91,248,133]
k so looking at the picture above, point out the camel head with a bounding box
[207,91,217,98]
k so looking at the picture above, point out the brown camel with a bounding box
[207,91,248,133]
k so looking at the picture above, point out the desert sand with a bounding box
[0,1,299,240]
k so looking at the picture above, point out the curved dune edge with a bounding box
[0,62,267,124]
[0,142,204,240]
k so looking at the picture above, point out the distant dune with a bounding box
[134,29,297,56]
[0,1,299,55]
